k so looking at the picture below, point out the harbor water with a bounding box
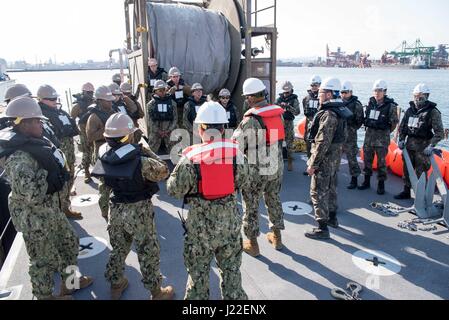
[9,66,449,147]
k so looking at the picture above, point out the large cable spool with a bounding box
[147,0,244,94]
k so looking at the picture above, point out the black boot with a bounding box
[347,176,358,190]
[358,175,371,190]
[305,221,330,240]
[394,186,411,200]
[328,212,339,228]
[377,181,385,195]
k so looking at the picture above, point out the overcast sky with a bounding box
[1,0,448,63]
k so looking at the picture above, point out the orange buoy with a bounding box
[360,141,398,171]
[428,151,446,178]
[390,148,404,177]
[297,118,306,139]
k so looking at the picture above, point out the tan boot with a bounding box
[267,229,283,250]
[151,286,175,300]
[287,157,293,171]
[111,277,129,300]
[64,208,83,220]
[60,275,94,296]
[243,238,260,257]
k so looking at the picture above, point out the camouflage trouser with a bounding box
[60,137,76,211]
[305,119,312,159]
[285,120,295,159]
[363,146,388,181]
[98,178,111,216]
[342,135,361,178]
[105,200,162,292]
[403,148,430,188]
[148,132,173,154]
[93,141,110,215]
[242,174,285,239]
[79,129,92,173]
[310,162,338,223]
[22,214,79,299]
[184,207,247,300]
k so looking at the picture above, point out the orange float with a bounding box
[360,141,398,171]
[297,118,306,139]
[389,148,404,177]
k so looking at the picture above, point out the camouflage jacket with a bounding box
[232,100,284,178]
[399,102,444,151]
[4,150,62,233]
[308,110,342,170]
[364,97,399,148]
[167,149,252,216]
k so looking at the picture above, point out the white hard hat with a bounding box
[108,83,121,95]
[104,113,137,138]
[37,84,59,99]
[168,67,181,77]
[320,77,342,92]
[95,86,115,101]
[219,88,231,97]
[282,81,293,92]
[310,75,322,85]
[341,81,353,92]
[242,78,266,96]
[373,79,388,91]
[82,82,95,92]
[191,83,204,91]
[413,83,430,95]
[194,101,229,124]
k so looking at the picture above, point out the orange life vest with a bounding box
[245,105,285,145]
[183,139,239,200]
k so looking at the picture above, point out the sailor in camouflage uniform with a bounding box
[146,80,178,153]
[70,82,95,183]
[395,83,444,200]
[85,86,117,219]
[359,80,399,195]
[91,113,174,300]
[232,78,285,257]
[340,81,365,189]
[306,78,353,239]
[37,85,81,220]
[0,97,93,300]
[302,75,322,175]
[276,81,301,172]
[168,101,249,300]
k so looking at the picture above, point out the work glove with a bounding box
[423,145,434,157]
[398,141,405,150]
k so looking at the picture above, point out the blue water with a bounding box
[277,67,449,148]
[8,66,449,147]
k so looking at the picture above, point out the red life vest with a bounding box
[183,139,239,200]
[245,105,285,145]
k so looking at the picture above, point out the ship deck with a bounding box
[1,140,449,301]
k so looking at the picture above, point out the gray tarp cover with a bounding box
[147,2,231,93]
